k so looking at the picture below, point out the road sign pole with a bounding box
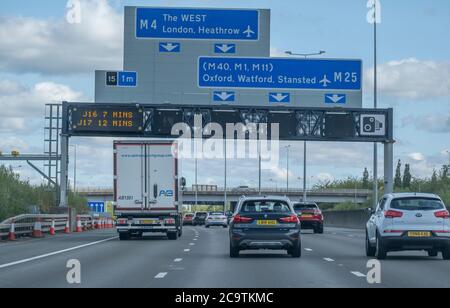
[59,134,69,207]
[224,139,227,213]
[384,141,394,195]
[303,141,307,202]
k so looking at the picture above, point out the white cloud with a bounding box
[365,58,450,100]
[316,172,334,183]
[270,47,286,57]
[0,0,123,75]
[0,79,83,119]
[0,137,30,152]
[402,113,450,133]
[408,152,426,162]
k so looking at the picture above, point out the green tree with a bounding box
[362,167,370,189]
[394,160,402,188]
[403,164,412,188]
[431,170,438,188]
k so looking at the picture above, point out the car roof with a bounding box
[385,193,442,200]
[239,195,292,202]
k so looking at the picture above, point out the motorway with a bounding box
[1,227,450,288]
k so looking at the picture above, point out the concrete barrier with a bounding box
[323,210,370,230]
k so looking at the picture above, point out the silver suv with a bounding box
[366,193,450,260]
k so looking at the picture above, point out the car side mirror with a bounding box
[367,207,375,215]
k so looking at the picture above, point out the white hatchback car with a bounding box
[205,212,228,228]
[366,193,450,260]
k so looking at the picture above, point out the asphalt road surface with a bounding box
[1,226,450,288]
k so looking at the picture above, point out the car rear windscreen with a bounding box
[390,198,444,211]
[241,201,291,213]
[293,203,318,211]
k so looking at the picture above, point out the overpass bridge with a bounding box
[77,187,372,205]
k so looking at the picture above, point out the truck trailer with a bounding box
[114,140,184,240]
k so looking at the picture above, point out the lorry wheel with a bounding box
[168,232,178,240]
[428,250,438,257]
[119,233,130,241]
[442,247,450,260]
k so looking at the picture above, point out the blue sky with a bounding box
[0,0,449,189]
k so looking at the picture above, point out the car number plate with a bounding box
[141,219,159,225]
[302,214,313,218]
[257,220,277,226]
[407,231,431,238]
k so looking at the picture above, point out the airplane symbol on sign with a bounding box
[243,26,255,38]
[319,75,332,87]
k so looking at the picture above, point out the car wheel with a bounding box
[375,233,387,260]
[230,242,239,258]
[290,241,302,258]
[316,224,324,234]
[119,233,130,241]
[442,247,450,260]
[428,250,438,257]
[205,225,210,228]
[223,225,228,228]
[167,231,178,240]
[366,231,376,257]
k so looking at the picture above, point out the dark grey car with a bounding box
[229,197,302,258]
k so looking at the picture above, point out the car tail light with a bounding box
[435,210,450,219]
[164,218,175,225]
[233,215,253,224]
[384,230,404,234]
[279,214,299,223]
[433,230,450,234]
[313,211,323,219]
[117,218,128,225]
[385,210,403,218]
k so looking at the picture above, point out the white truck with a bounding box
[114,140,184,241]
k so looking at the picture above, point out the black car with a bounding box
[192,211,208,226]
[229,197,302,258]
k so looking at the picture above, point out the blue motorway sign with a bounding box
[135,8,259,40]
[198,57,362,91]
[88,201,105,213]
[106,71,137,87]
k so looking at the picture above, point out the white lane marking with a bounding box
[174,258,183,262]
[189,243,195,246]
[194,238,198,241]
[304,248,313,252]
[0,236,118,270]
[324,258,335,262]
[351,271,367,278]
[184,249,190,252]
[155,272,167,279]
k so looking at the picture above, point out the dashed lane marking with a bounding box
[155,272,167,279]
[324,258,335,262]
[351,271,367,278]
[174,258,183,262]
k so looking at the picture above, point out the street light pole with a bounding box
[285,50,326,203]
[373,0,379,209]
[69,145,77,193]
[286,145,291,193]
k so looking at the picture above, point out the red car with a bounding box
[183,213,194,225]
[293,202,324,234]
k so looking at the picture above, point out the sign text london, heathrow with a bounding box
[136,8,259,40]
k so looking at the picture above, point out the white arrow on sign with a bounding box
[215,92,234,101]
[270,93,289,102]
[160,43,179,52]
[326,94,345,103]
[216,44,234,53]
